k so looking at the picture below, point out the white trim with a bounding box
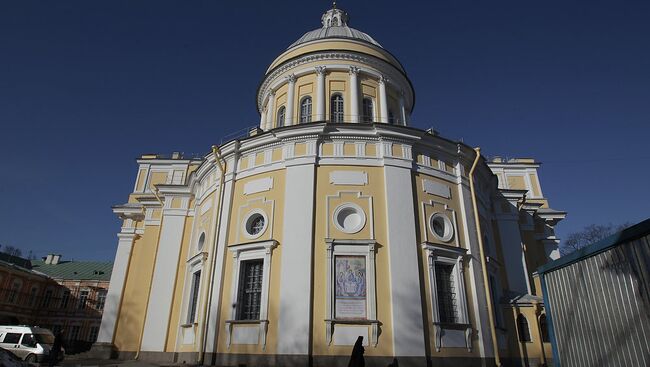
[325,239,379,347]
[225,240,277,349]
[241,209,269,240]
[429,213,455,242]
[421,243,472,352]
[332,203,367,234]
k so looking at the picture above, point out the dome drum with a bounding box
[258,57,413,130]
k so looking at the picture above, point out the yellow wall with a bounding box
[113,224,161,351]
[216,169,287,355]
[312,165,394,356]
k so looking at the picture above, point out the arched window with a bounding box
[362,97,374,123]
[300,97,312,123]
[517,314,531,342]
[277,106,286,127]
[331,94,344,123]
[539,314,549,343]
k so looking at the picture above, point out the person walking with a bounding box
[348,336,365,367]
[48,330,64,367]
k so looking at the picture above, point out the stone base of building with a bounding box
[210,353,489,367]
[80,342,118,360]
[103,351,494,367]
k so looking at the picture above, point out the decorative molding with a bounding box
[258,51,413,112]
[329,171,368,186]
[243,177,274,195]
[422,179,451,199]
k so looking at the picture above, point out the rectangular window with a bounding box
[96,290,107,310]
[78,290,89,310]
[187,270,201,323]
[334,256,367,319]
[42,289,53,308]
[60,290,70,309]
[236,260,263,320]
[29,287,38,307]
[2,333,21,344]
[88,326,99,342]
[435,263,458,324]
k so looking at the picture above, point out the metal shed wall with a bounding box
[539,222,650,367]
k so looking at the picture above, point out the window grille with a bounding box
[277,106,286,127]
[187,270,201,323]
[237,259,263,320]
[435,263,458,323]
[362,98,373,123]
[518,314,531,342]
[300,97,312,123]
[331,94,344,122]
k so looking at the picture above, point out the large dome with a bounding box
[288,26,381,49]
[287,6,382,49]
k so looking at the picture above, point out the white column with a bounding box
[265,91,275,131]
[379,75,389,123]
[399,91,407,126]
[96,232,137,344]
[259,107,266,130]
[140,198,189,352]
[315,66,326,121]
[383,164,427,357]
[349,66,359,123]
[285,74,296,126]
[205,161,236,355]
[276,161,316,355]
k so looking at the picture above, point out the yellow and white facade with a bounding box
[95,6,565,367]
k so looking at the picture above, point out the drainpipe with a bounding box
[468,147,502,367]
[135,187,164,360]
[197,145,227,365]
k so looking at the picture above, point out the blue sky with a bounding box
[1,1,648,261]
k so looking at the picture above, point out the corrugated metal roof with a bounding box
[31,259,113,281]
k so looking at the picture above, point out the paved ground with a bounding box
[41,360,174,367]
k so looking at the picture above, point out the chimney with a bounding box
[51,254,61,265]
[45,254,54,264]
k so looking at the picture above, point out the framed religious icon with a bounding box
[334,255,367,319]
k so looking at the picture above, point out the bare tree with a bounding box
[1,245,23,258]
[561,222,631,256]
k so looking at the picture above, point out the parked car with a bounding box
[0,325,64,363]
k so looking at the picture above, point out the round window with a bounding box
[429,213,454,242]
[243,211,268,239]
[197,232,206,251]
[333,203,366,234]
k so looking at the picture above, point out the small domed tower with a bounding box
[257,4,414,129]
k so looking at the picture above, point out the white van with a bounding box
[0,326,63,363]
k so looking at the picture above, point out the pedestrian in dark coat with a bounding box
[48,330,64,367]
[348,336,365,367]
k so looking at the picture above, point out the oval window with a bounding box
[243,211,268,238]
[333,203,366,234]
[429,213,454,242]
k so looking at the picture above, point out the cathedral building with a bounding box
[94,6,565,367]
